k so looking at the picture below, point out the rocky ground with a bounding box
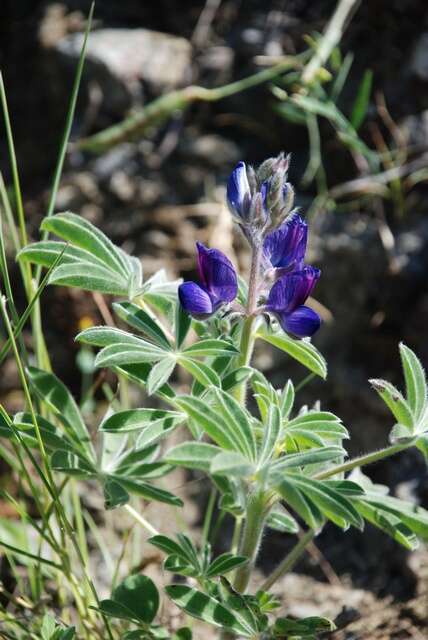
[1,0,428,637]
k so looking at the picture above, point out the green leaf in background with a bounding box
[113,301,172,349]
[103,477,130,509]
[165,442,222,472]
[98,574,159,624]
[13,412,74,453]
[113,574,159,624]
[272,615,336,637]
[350,69,373,131]
[256,325,327,379]
[28,367,94,460]
[165,585,251,636]
[50,450,96,477]
[116,477,183,507]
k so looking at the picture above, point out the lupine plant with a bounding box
[0,152,426,639]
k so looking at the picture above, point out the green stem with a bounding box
[124,504,159,536]
[78,57,299,153]
[313,443,409,480]
[233,491,267,593]
[202,488,217,545]
[260,529,315,592]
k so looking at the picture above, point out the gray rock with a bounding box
[57,28,192,92]
[399,110,428,147]
[409,33,428,81]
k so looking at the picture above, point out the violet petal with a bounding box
[178,281,213,316]
[279,305,321,338]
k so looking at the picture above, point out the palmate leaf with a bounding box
[164,442,221,472]
[18,212,143,298]
[284,410,349,450]
[41,212,130,276]
[182,339,239,358]
[211,451,255,478]
[266,505,299,534]
[256,325,327,379]
[113,301,171,349]
[76,326,169,369]
[212,389,257,462]
[177,357,221,388]
[268,446,345,481]
[175,396,245,454]
[399,343,427,425]
[206,554,248,578]
[165,585,252,637]
[276,474,364,530]
[101,408,184,449]
[116,363,175,400]
[369,379,414,432]
[370,344,428,445]
[147,357,177,395]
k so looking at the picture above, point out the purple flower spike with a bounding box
[227,161,251,221]
[266,266,321,338]
[178,243,238,318]
[263,214,307,272]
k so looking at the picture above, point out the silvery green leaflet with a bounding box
[10,207,427,639]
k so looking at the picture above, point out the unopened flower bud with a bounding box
[246,165,258,195]
[249,191,268,230]
[257,157,277,183]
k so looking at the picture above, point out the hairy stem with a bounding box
[260,529,315,591]
[233,491,267,593]
[313,442,409,480]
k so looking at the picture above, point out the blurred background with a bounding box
[1,1,428,636]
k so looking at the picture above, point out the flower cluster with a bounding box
[178,155,321,338]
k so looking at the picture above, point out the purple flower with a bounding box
[266,266,321,338]
[178,243,238,318]
[227,161,251,221]
[263,214,307,273]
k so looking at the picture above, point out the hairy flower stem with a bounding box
[246,243,262,315]
[233,244,262,404]
[260,529,315,592]
[233,491,267,593]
